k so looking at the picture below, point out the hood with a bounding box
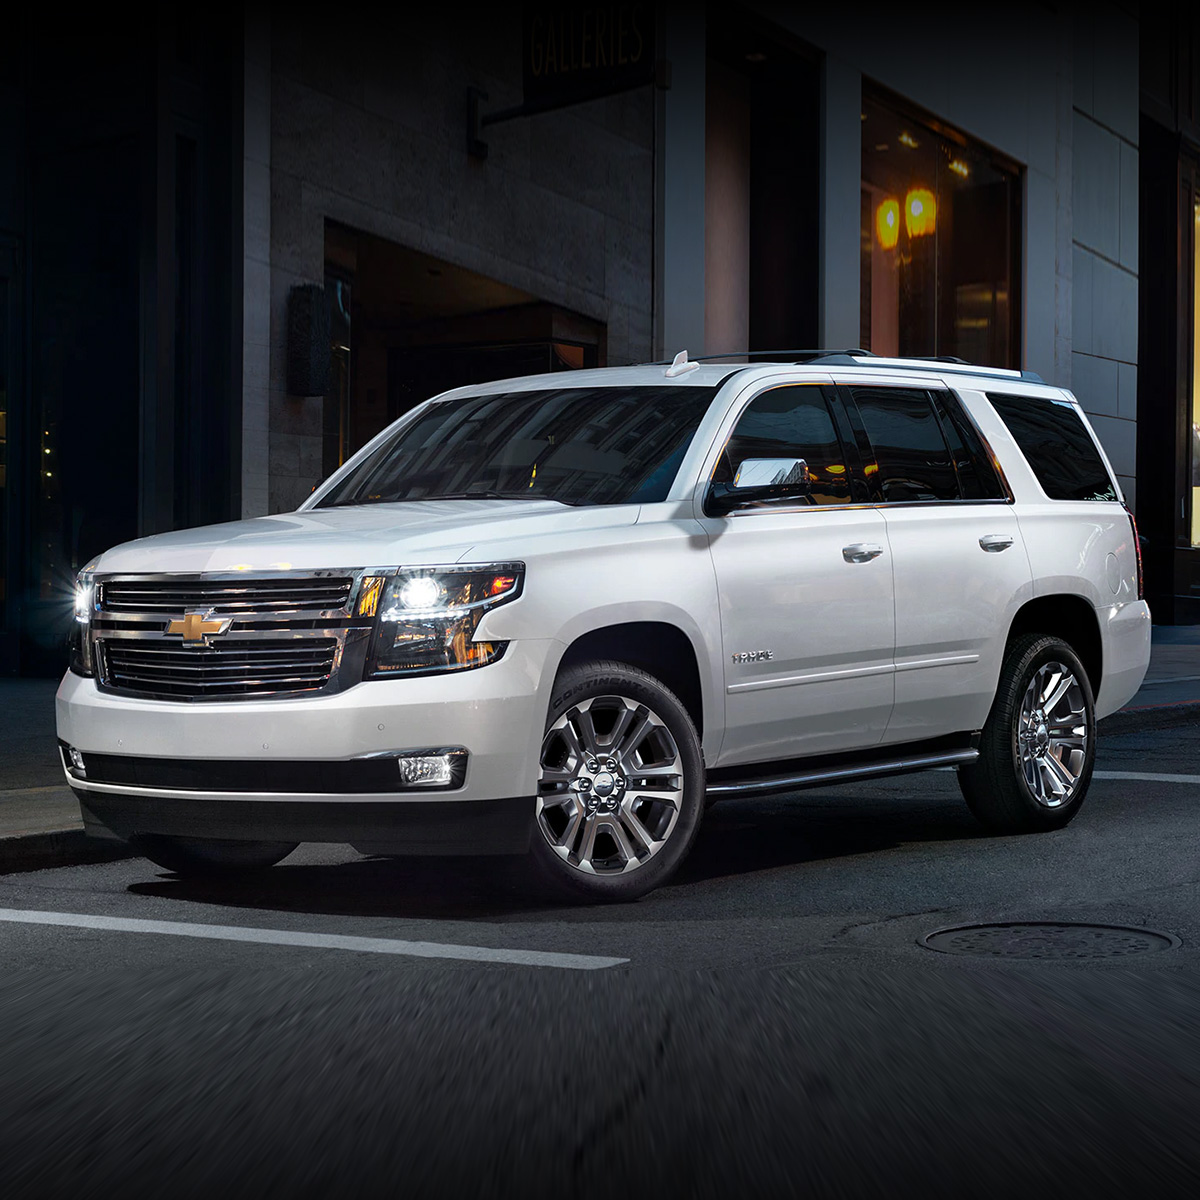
[92,500,640,574]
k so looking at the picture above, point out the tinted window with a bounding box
[932,390,1007,500]
[318,386,717,508]
[718,386,853,506]
[849,387,959,502]
[987,393,1118,502]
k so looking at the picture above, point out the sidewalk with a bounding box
[2,627,1198,870]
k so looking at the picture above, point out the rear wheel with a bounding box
[959,634,1096,833]
[529,661,705,902]
[130,835,298,876]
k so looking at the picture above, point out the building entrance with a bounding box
[322,224,605,479]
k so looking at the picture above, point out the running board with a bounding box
[705,748,979,799]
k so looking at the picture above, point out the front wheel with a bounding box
[959,634,1096,833]
[130,835,298,876]
[529,660,705,902]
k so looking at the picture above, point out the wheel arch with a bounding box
[1005,594,1102,697]
[555,621,707,738]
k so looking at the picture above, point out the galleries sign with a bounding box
[523,3,656,109]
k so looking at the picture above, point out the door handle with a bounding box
[979,534,1015,552]
[843,543,884,563]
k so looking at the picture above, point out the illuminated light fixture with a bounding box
[357,575,386,617]
[398,575,444,610]
[949,159,969,178]
[905,188,937,238]
[899,131,919,149]
[875,198,900,250]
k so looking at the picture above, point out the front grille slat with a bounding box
[100,577,353,615]
[101,637,339,701]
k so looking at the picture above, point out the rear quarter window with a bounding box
[986,393,1118,502]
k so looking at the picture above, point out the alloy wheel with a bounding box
[1016,660,1089,808]
[536,694,685,874]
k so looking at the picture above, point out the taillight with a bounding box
[1124,504,1144,600]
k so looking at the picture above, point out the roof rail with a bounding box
[642,349,1045,384]
[643,348,874,366]
[833,355,1045,383]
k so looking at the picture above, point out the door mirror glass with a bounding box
[733,458,809,489]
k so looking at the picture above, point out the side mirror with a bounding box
[705,457,811,516]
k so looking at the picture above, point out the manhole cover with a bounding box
[920,922,1180,959]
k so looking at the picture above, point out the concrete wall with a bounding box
[1070,4,1140,509]
[256,10,656,514]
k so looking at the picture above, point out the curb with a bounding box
[0,829,135,875]
[1099,701,1200,736]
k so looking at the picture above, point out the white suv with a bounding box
[58,353,1151,900]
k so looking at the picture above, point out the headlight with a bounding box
[364,563,523,678]
[69,568,97,677]
[74,571,95,623]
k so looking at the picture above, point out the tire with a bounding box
[528,660,705,902]
[959,634,1096,834]
[130,835,298,876]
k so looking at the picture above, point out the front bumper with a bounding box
[74,790,533,855]
[57,639,559,853]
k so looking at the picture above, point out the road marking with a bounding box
[1093,770,1200,785]
[0,908,628,971]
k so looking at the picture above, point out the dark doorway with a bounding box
[323,223,605,476]
[1138,119,1200,623]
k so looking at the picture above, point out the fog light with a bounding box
[67,746,86,776]
[395,749,466,789]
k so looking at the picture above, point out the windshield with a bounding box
[316,385,718,508]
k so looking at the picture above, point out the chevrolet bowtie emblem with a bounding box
[167,610,231,647]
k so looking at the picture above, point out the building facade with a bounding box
[3,2,1193,676]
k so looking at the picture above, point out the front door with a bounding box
[701,382,895,767]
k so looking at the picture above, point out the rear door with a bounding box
[840,382,1033,742]
[700,381,895,767]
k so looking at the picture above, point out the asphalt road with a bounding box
[3,722,1200,1197]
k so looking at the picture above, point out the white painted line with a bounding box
[1093,770,1200,785]
[0,908,628,971]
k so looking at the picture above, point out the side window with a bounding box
[931,390,1007,500]
[718,385,853,506]
[987,392,1118,502]
[848,386,960,502]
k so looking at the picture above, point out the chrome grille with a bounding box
[99,577,354,614]
[100,639,339,701]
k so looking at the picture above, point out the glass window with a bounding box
[860,91,1020,367]
[931,391,1007,500]
[849,387,960,502]
[987,393,1117,502]
[318,386,718,508]
[717,386,853,506]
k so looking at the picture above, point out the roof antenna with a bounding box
[664,349,701,378]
